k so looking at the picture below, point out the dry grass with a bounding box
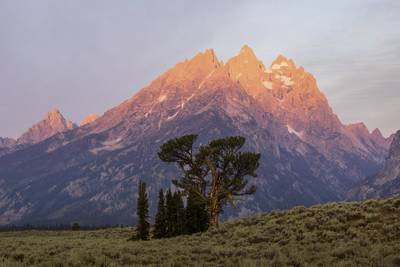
[1,197,400,266]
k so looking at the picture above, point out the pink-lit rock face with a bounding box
[17,109,76,145]
[29,45,391,182]
[89,44,392,187]
[226,45,267,94]
[186,45,390,176]
[80,114,98,126]
[0,45,395,225]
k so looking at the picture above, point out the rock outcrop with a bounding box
[350,130,400,199]
[80,114,98,126]
[17,109,76,145]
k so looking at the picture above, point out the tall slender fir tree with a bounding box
[174,192,186,235]
[153,189,167,238]
[136,180,150,240]
[165,189,176,237]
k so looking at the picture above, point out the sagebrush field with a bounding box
[1,197,400,267]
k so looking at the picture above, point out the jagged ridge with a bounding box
[17,109,76,145]
[0,45,392,225]
[350,130,400,199]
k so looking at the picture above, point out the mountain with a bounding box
[16,109,77,145]
[0,46,391,225]
[349,130,400,199]
[0,109,76,157]
[80,114,98,126]
[0,137,16,156]
[0,137,16,148]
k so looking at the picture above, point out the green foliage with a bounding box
[174,192,186,235]
[153,189,167,239]
[186,190,209,234]
[155,188,208,238]
[158,134,198,168]
[136,180,149,240]
[165,190,186,237]
[165,189,175,237]
[159,134,260,226]
[1,197,400,266]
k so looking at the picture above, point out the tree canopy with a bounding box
[159,134,260,227]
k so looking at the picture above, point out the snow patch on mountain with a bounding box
[158,95,167,103]
[167,111,179,121]
[272,61,288,70]
[90,138,123,154]
[263,81,273,89]
[264,69,273,74]
[144,107,153,118]
[198,70,216,89]
[181,94,195,109]
[64,178,88,198]
[287,125,304,139]
[275,74,294,86]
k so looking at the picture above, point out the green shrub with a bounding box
[0,197,399,267]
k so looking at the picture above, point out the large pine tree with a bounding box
[136,180,150,240]
[153,189,167,238]
[159,135,260,227]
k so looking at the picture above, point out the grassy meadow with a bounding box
[1,197,400,267]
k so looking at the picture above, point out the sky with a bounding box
[0,0,399,138]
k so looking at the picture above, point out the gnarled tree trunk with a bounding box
[209,174,220,227]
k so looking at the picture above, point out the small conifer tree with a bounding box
[165,189,176,237]
[71,222,80,231]
[153,189,167,238]
[136,180,150,240]
[174,192,186,235]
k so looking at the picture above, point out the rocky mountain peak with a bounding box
[0,45,393,226]
[270,54,296,70]
[264,54,303,88]
[42,108,75,129]
[45,108,63,120]
[80,114,98,126]
[238,44,258,58]
[225,45,266,96]
[0,137,16,148]
[346,122,370,135]
[165,48,221,84]
[189,48,219,68]
[17,109,76,145]
[345,124,389,148]
[371,128,384,139]
[350,129,400,200]
[370,128,390,148]
[227,45,264,74]
[389,130,400,158]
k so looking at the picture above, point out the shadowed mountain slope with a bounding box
[0,46,391,225]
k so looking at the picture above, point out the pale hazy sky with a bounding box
[0,0,399,138]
